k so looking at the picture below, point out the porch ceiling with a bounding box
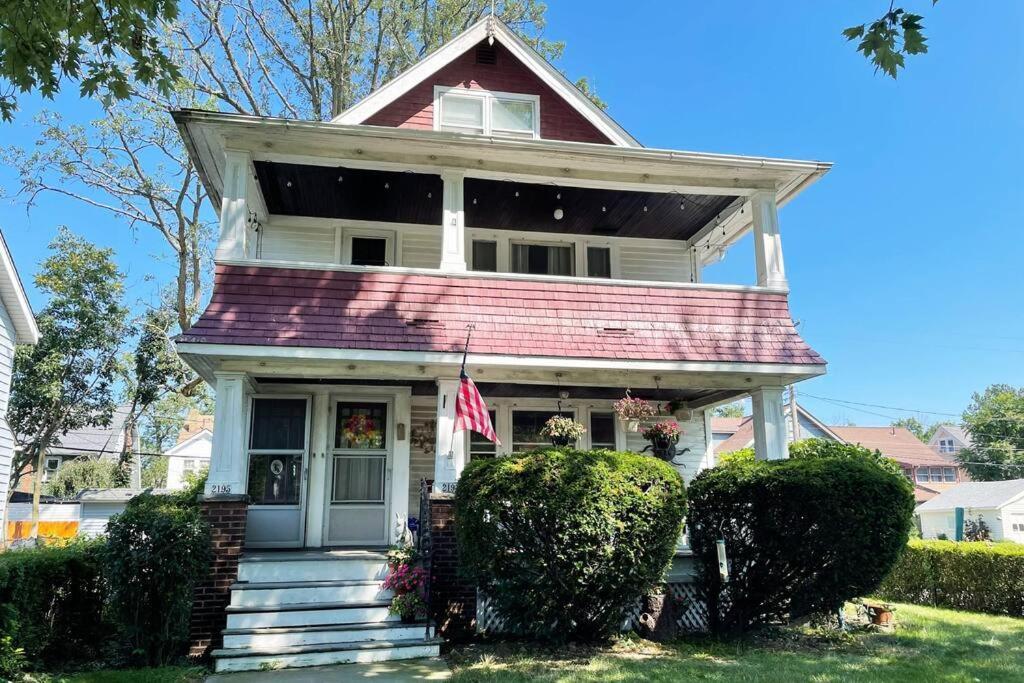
[253,161,739,241]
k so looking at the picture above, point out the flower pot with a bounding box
[549,434,573,447]
[649,435,679,462]
[625,419,640,433]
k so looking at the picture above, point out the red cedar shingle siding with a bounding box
[179,265,825,366]
[362,40,613,145]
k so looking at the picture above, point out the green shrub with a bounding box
[720,438,904,478]
[0,539,110,671]
[455,448,687,642]
[44,458,121,498]
[688,455,914,634]
[103,492,211,665]
[878,540,1024,616]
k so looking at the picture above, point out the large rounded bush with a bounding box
[455,449,686,642]
[103,492,211,665]
[688,455,914,634]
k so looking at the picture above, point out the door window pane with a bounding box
[513,409,572,451]
[510,243,574,276]
[590,412,616,449]
[331,456,385,502]
[587,247,612,278]
[470,410,498,459]
[351,237,388,266]
[336,403,388,450]
[250,399,307,450]
[247,453,302,505]
[440,94,484,132]
[492,98,534,134]
[472,240,498,272]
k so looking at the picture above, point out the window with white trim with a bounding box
[512,409,576,451]
[436,87,539,139]
[510,241,574,276]
[589,411,616,450]
[586,246,612,278]
[42,456,63,482]
[471,240,498,272]
[468,410,498,460]
[342,229,394,267]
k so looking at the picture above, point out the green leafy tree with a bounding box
[956,385,1024,481]
[891,416,947,444]
[8,228,129,536]
[844,3,936,78]
[720,438,904,479]
[44,459,121,498]
[713,402,745,418]
[0,0,180,120]
[141,455,169,489]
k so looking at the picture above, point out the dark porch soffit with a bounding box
[254,161,739,241]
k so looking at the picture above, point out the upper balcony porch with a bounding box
[174,110,830,295]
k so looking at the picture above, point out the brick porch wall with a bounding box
[189,495,248,659]
[428,493,476,639]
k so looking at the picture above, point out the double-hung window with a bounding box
[512,409,576,451]
[436,88,539,139]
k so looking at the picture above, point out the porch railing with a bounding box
[417,477,433,640]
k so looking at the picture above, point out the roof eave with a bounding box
[0,230,39,344]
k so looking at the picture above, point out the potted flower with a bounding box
[613,393,657,432]
[382,563,428,623]
[540,415,586,447]
[642,420,682,460]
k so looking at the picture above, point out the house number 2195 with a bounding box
[211,484,233,494]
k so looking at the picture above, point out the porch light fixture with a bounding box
[553,207,564,220]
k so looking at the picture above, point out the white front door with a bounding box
[323,399,392,546]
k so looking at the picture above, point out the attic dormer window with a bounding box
[435,87,538,139]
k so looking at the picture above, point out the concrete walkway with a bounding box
[206,658,451,682]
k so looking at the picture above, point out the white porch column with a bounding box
[439,170,467,272]
[214,150,251,262]
[433,379,466,494]
[390,388,412,544]
[751,191,787,290]
[205,372,252,497]
[751,386,788,461]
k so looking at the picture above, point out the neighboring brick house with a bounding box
[172,15,831,671]
[713,404,965,503]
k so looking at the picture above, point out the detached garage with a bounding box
[917,479,1024,542]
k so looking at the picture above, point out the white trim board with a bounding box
[332,16,639,148]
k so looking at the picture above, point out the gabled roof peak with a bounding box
[332,15,639,147]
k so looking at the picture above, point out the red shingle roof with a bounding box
[828,427,957,467]
[179,265,826,365]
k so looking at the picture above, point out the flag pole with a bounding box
[459,323,475,378]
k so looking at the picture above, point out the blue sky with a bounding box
[0,1,1021,427]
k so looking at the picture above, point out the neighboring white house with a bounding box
[0,229,40,545]
[166,428,213,490]
[929,424,972,456]
[917,479,1024,542]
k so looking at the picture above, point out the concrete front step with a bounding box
[222,621,433,649]
[229,580,392,608]
[225,600,397,630]
[211,637,443,673]
[238,550,390,583]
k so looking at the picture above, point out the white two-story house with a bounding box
[173,16,829,671]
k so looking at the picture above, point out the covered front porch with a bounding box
[178,355,816,550]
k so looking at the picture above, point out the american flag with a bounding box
[453,369,501,445]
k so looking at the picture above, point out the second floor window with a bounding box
[436,88,539,139]
[472,240,498,272]
[351,237,388,266]
[511,242,574,276]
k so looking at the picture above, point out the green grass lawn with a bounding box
[25,667,207,683]
[448,602,1024,682]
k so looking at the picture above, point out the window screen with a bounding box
[491,98,534,136]
[250,399,307,450]
[351,237,388,266]
[439,94,484,133]
[247,398,306,505]
[512,409,573,451]
[472,240,498,272]
[589,412,616,449]
[469,410,498,459]
[587,247,612,278]
[510,243,574,276]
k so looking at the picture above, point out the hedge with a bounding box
[0,539,111,670]
[455,448,687,642]
[688,455,915,633]
[877,540,1024,616]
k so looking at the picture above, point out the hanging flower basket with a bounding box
[540,415,586,448]
[614,393,657,433]
[642,421,683,461]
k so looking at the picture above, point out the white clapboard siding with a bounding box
[0,303,14,524]
[259,222,336,263]
[399,228,442,269]
[79,501,128,537]
[407,397,437,516]
[7,502,81,522]
[624,412,707,485]
[618,242,691,282]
